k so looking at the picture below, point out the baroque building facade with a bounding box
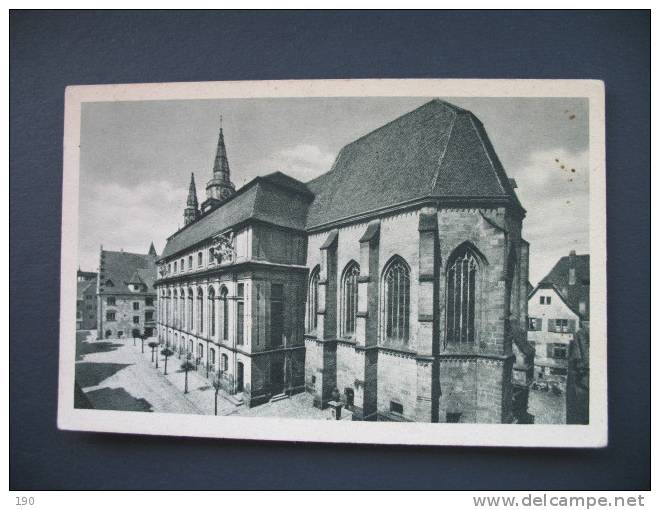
[155,100,534,422]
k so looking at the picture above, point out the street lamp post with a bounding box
[212,372,223,416]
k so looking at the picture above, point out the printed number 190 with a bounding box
[16,497,34,506]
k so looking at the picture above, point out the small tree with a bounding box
[160,347,174,375]
[140,332,147,354]
[148,340,159,366]
[181,354,195,394]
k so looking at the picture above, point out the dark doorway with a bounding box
[236,361,244,393]
[132,329,140,338]
[271,359,284,394]
[345,388,354,408]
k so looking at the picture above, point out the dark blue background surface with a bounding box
[10,10,650,490]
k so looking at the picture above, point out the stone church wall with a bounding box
[303,205,526,423]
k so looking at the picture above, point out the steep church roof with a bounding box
[305,99,523,229]
[98,250,157,295]
[161,99,523,259]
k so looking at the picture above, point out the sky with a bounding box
[78,96,589,285]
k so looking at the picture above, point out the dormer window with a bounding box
[105,279,114,287]
[129,283,145,293]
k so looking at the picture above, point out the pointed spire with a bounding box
[148,241,157,257]
[213,120,231,180]
[203,116,236,210]
[184,172,200,226]
[187,172,199,208]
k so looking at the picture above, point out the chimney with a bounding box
[569,250,577,285]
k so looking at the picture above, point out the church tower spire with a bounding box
[202,116,236,213]
[184,172,200,226]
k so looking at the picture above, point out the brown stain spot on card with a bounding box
[571,168,576,173]
[561,165,565,170]
[569,114,576,120]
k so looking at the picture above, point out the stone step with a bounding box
[270,393,288,403]
[222,393,244,407]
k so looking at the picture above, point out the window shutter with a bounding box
[568,319,576,333]
[548,319,556,333]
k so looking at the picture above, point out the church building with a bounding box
[155,99,534,422]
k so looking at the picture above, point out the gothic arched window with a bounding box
[197,287,204,333]
[220,286,229,340]
[208,286,216,337]
[341,262,360,337]
[446,244,481,345]
[382,257,410,343]
[307,266,320,332]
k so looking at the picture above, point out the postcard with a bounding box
[58,78,606,447]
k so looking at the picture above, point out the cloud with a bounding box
[508,148,590,285]
[257,144,335,182]
[78,179,185,270]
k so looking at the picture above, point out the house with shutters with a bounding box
[527,251,590,386]
[97,244,159,340]
[155,99,535,422]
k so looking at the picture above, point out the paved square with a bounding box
[74,330,336,420]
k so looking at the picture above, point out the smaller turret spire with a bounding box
[184,172,200,226]
[148,241,157,257]
[187,173,199,207]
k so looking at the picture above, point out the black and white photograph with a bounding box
[57,79,606,447]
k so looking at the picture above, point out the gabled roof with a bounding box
[528,282,580,318]
[541,253,590,320]
[305,99,523,229]
[159,172,313,260]
[98,250,157,295]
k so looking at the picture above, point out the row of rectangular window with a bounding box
[106,311,153,322]
[528,317,575,332]
[167,250,214,275]
[529,341,569,360]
